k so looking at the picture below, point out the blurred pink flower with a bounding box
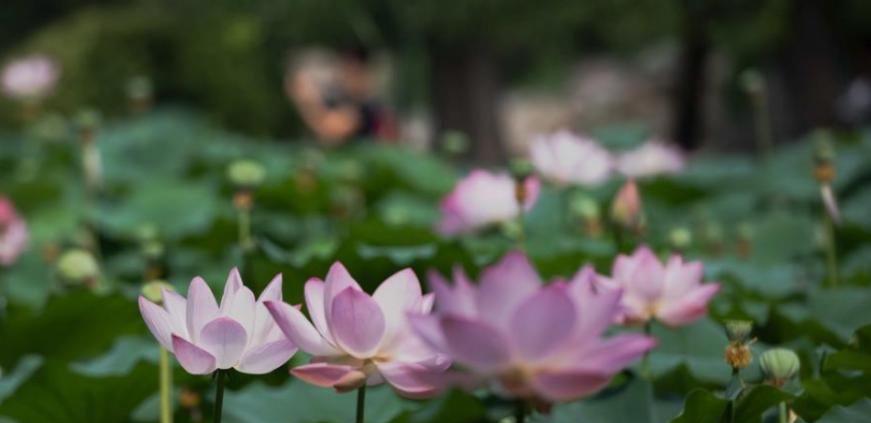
[530,130,613,187]
[409,251,655,403]
[437,170,540,236]
[607,246,720,327]
[139,269,297,375]
[617,140,684,178]
[266,263,448,398]
[0,197,28,266]
[1,55,60,100]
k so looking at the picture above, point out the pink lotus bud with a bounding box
[265,263,449,399]
[437,170,540,236]
[610,179,642,230]
[139,269,298,375]
[606,245,720,327]
[408,251,655,403]
[529,130,613,187]
[0,197,28,266]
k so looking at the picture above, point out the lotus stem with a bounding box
[778,402,788,423]
[514,400,527,423]
[214,370,226,423]
[238,207,252,251]
[823,214,838,287]
[356,384,366,423]
[159,347,173,423]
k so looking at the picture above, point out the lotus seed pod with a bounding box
[669,226,693,249]
[740,69,764,96]
[141,280,174,303]
[570,193,600,220]
[227,159,266,189]
[125,75,153,102]
[56,249,99,284]
[442,130,469,155]
[724,320,753,343]
[75,109,102,132]
[760,348,800,387]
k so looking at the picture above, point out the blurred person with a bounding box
[286,45,398,145]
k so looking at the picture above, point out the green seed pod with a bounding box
[56,249,100,284]
[569,193,599,220]
[740,69,764,96]
[141,280,174,303]
[760,348,800,386]
[442,130,469,155]
[669,226,693,249]
[227,159,266,189]
[75,109,102,131]
[724,320,753,343]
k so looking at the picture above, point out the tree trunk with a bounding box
[429,45,506,164]
[671,3,710,151]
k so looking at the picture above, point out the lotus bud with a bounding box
[669,226,692,250]
[75,109,102,142]
[141,280,174,303]
[760,348,800,387]
[56,248,99,285]
[610,179,643,232]
[227,159,266,190]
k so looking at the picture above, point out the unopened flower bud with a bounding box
[56,249,99,284]
[227,159,266,189]
[126,75,153,103]
[75,109,102,142]
[611,179,643,230]
[760,348,800,387]
[141,280,174,303]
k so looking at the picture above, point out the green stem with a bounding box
[514,400,527,423]
[238,208,252,251]
[751,85,774,161]
[641,321,653,379]
[214,370,226,423]
[823,214,838,287]
[778,402,788,423]
[356,385,366,423]
[159,347,173,423]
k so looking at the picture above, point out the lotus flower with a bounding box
[1,55,60,100]
[530,130,613,187]
[138,269,298,375]
[408,251,656,403]
[617,140,684,178]
[607,246,720,326]
[0,197,28,266]
[265,263,448,398]
[437,170,540,236]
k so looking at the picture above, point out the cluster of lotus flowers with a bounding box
[438,130,683,235]
[140,245,719,405]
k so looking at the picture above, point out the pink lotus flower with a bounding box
[265,263,448,398]
[607,246,720,326]
[1,55,60,100]
[617,140,684,178]
[530,130,613,187]
[437,170,540,236]
[408,251,656,403]
[138,269,298,375]
[0,197,28,266]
